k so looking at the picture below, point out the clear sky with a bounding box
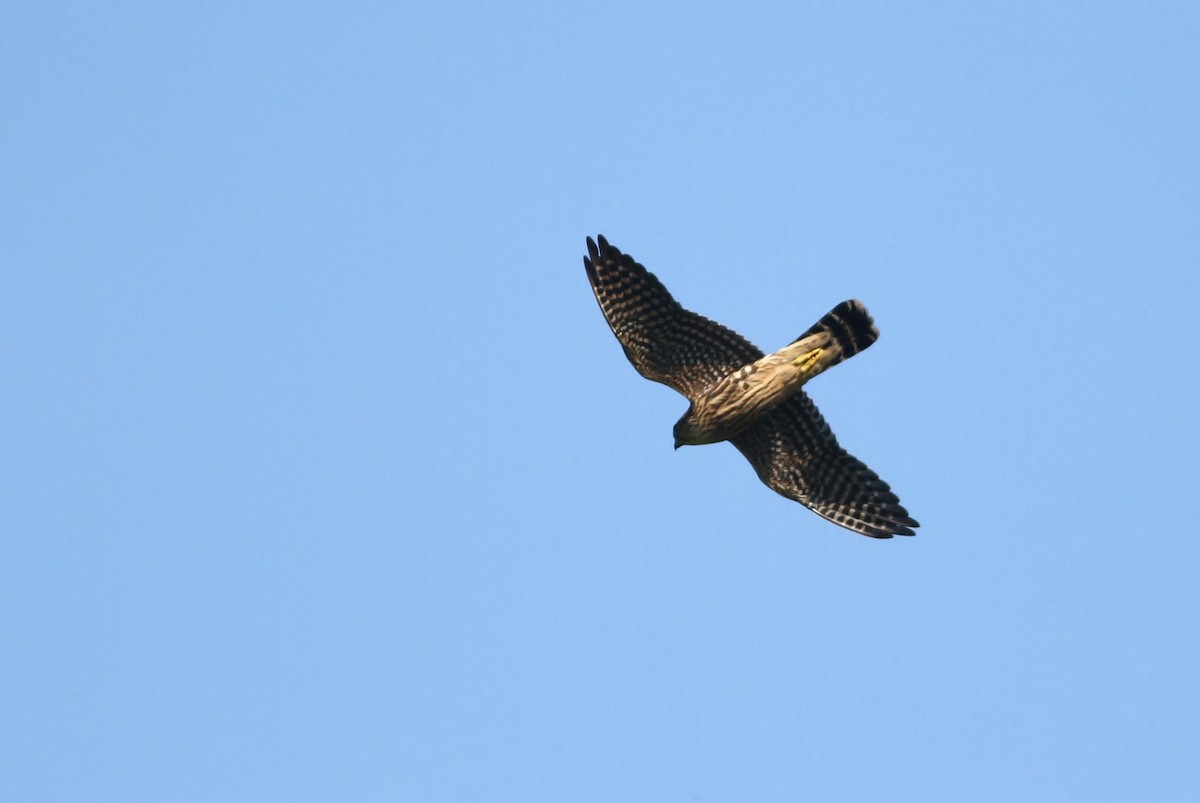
[3,2,1198,801]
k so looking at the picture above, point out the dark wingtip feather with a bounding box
[881,514,919,537]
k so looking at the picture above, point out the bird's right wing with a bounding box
[731,391,919,538]
[584,235,762,401]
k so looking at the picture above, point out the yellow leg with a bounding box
[792,347,824,375]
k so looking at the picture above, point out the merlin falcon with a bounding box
[583,235,918,539]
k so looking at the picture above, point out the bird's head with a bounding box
[673,409,699,450]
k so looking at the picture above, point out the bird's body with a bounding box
[675,299,879,446]
[584,235,918,539]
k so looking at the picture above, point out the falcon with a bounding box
[584,235,918,539]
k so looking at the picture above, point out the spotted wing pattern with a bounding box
[731,393,919,538]
[584,235,761,401]
[584,234,919,539]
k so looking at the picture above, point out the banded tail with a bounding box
[801,298,878,362]
[791,299,879,375]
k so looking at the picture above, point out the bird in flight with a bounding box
[584,235,918,539]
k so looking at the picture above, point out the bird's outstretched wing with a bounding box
[731,392,919,538]
[584,235,761,401]
[585,234,918,539]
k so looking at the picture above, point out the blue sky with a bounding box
[3,2,1198,800]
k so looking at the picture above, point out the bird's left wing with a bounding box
[584,235,761,401]
[731,391,919,538]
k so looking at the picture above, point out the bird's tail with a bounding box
[787,300,879,379]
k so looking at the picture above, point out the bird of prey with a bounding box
[583,235,918,539]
